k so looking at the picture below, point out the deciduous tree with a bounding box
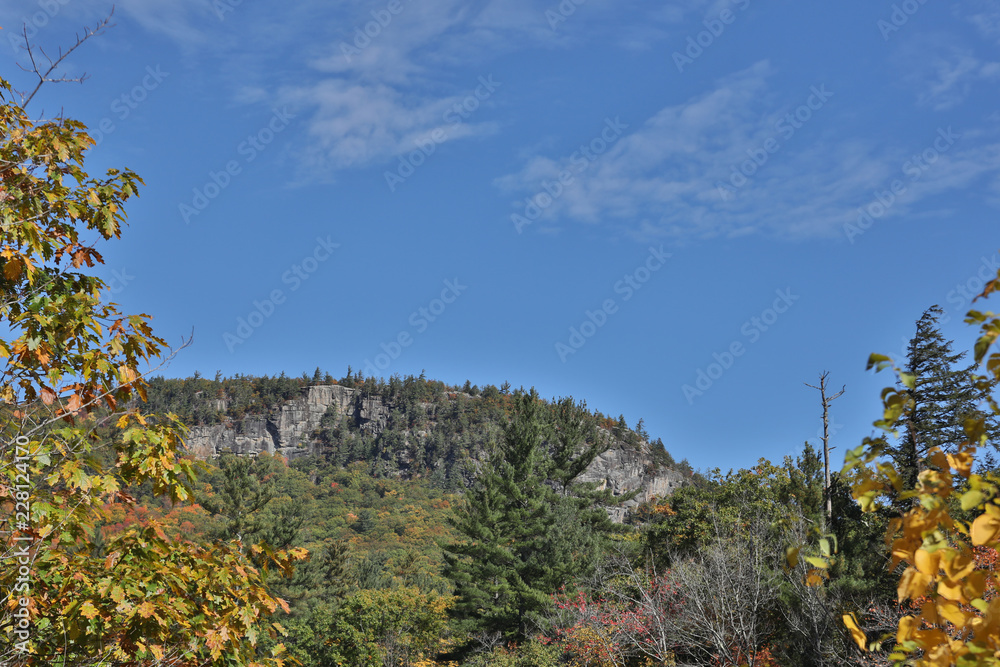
[0,65,305,665]
[844,266,1000,665]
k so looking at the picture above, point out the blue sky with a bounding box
[5,0,1000,472]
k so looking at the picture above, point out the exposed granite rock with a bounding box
[184,385,389,459]
[578,441,688,522]
[276,385,356,449]
[182,384,683,521]
[185,418,277,458]
[357,395,390,436]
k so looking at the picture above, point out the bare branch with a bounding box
[16,8,116,109]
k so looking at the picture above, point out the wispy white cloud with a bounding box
[277,1,560,177]
[311,0,473,83]
[961,0,1000,43]
[893,35,1000,111]
[31,0,735,182]
[109,0,216,47]
[0,0,237,53]
[495,61,1000,240]
[283,78,498,170]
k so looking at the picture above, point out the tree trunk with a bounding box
[806,373,845,527]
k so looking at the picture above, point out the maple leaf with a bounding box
[80,601,100,619]
[4,258,21,280]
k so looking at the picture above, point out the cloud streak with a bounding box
[893,35,1000,111]
[284,78,499,171]
[496,61,1000,240]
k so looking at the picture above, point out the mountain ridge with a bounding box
[145,373,694,520]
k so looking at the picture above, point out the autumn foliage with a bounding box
[844,261,1000,665]
[0,74,305,665]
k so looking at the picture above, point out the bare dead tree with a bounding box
[805,372,845,526]
[670,517,781,667]
[14,8,116,108]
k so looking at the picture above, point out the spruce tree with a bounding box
[548,396,601,493]
[892,305,1000,491]
[443,388,610,648]
[547,395,629,538]
[200,453,278,548]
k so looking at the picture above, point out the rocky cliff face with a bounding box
[185,385,388,459]
[576,441,689,521]
[184,418,277,459]
[183,385,685,520]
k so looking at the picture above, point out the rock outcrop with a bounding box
[184,418,277,459]
[576,441,689,522]
[182,384,685,520]
[184,385,388,459]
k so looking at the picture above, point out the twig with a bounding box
[17,7,116,108]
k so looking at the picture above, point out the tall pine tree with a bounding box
[443,388,613,649]
[892,305,1000,491]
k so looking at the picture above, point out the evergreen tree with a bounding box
[778,442,825,526]
[443,389,608,648]
[548,396,600,493]
[547,396,628,539]
[200,453,277,547]
[892,305,1000,491]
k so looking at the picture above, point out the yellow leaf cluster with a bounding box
[845,260,1000,665]
[0,73,298,666]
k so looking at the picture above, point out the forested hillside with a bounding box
[142,370,692,495]
[18,303,996,667]
[118,309,1000,666]
[4,20,1000,667]
[5,299,1000,665]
